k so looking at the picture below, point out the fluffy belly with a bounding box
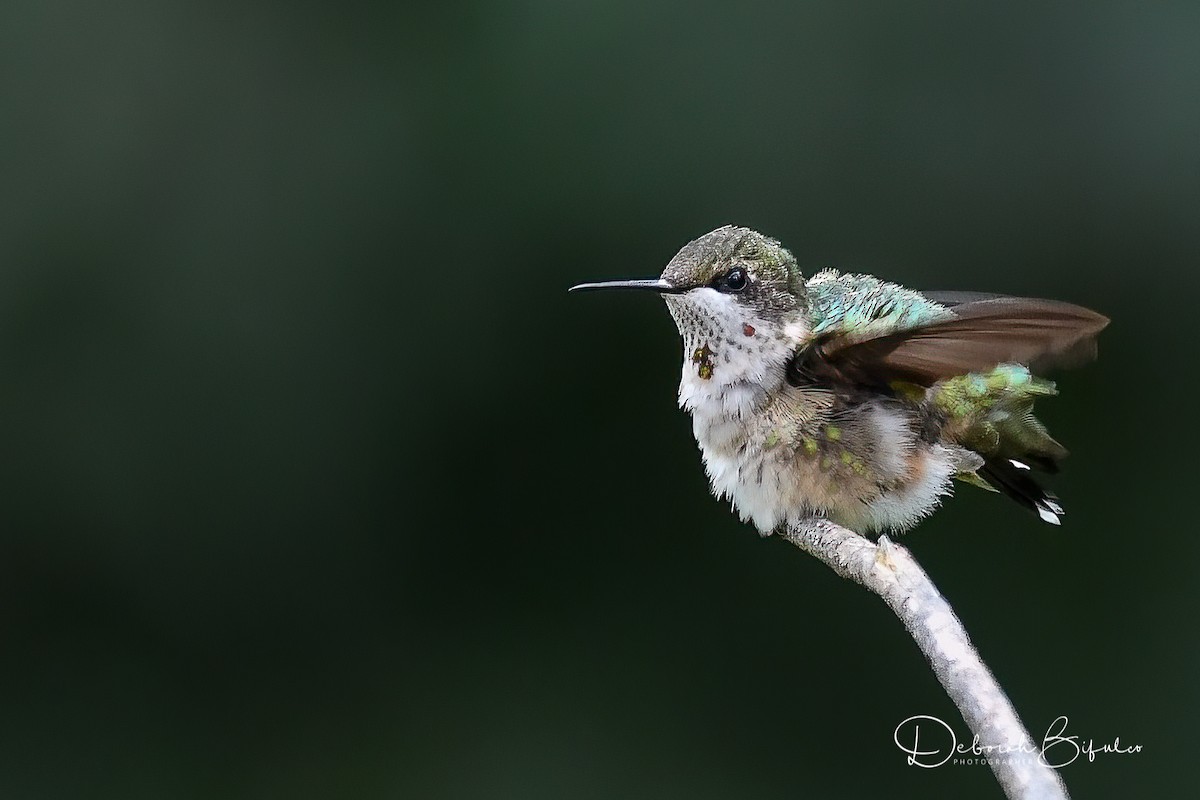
[695,412,962,535]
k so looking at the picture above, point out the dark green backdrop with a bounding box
[0,1,1194,797]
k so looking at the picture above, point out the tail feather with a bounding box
[978,457,1064,525]
[1018,452,1060,475]
[932,363,1070,524]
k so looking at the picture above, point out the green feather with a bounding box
[933,364,1066,464]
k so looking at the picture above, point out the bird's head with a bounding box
[572,226,810,409]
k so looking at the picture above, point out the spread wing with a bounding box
[792,294,1109,389]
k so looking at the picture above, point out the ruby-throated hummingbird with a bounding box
[571,226,1108,535]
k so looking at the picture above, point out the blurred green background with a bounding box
[0,1,1195,797]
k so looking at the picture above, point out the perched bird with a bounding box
[571,226,1108,536]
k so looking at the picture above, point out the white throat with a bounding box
[663,291,807,422]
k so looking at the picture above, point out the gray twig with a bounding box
[781,519,1068,800]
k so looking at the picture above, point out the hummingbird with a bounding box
[571,226,1108,536]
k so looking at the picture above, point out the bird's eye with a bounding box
[719,267,748,293]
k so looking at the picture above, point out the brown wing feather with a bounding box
[804,297,1109,388]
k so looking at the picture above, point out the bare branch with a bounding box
[781,519,1069,800]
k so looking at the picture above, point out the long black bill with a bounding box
[568,279,682,294]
